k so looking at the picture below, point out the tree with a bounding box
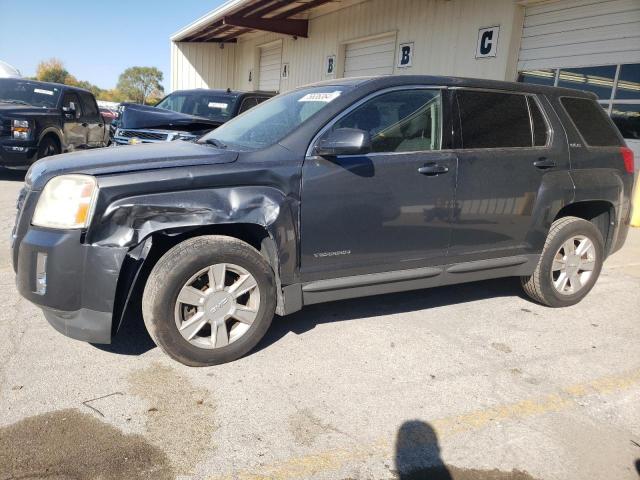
[35,58,69,84]
[116,66,164,105]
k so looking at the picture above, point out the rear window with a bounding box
[561,97,622,147]
[457,91,532,148]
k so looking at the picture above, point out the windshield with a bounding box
[0,79,61,108]
[156,92,238,122]
[200,86,348,150]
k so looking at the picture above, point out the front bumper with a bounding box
[0,139,38,168]
[13,227,128,344]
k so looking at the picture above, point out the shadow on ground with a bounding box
[0,167,26,182]
[94,277,529,359]
[256,277,528,353]
[394,420,539,480]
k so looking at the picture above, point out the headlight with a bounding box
[12,119,31,140]
[32,175,98,229]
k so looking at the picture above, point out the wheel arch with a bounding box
[38,128,63,151]
[553,200,616,256]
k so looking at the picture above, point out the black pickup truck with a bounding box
[12,75,635,366]
[112,88,274,145]
[0,78,109,169]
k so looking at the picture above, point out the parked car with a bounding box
[12,75,634,366]
[112,88,274,145]
[99,107,118,124]
[0,78,109,169]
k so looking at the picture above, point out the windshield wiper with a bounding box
[0,99,29,105]
[205,138,227,149]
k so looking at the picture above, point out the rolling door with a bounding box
[258,42,282,92]
[344,35,396,78]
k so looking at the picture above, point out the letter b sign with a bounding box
[476,26,499,58]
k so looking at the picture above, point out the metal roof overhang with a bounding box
[171,0,336,43]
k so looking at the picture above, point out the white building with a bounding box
[171,0,640,148]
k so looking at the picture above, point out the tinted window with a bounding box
[611,104,640,140]
[238,97,258,114]
[528,97,548,147]
[457,91,532,148]
[332,89,442,153]
[561,97,622,146]
[614,63,640,100]
[79,92,98,118]
[63,93,82,119]
[156,92,239,122]
[558,66,616,100]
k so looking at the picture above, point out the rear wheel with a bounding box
[521,216,604,307]
[142,235,276,366]
[36,136,60,159]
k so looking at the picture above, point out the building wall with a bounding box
[518,0,640,71]
[171,0,524,92]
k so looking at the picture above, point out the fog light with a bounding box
[35,252,47,295]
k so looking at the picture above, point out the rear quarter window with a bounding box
[561,97,622,147]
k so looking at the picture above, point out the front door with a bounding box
[448,89,569,262]
[78,91,104,147]
[61,92,86,149]
[300,88,457,281]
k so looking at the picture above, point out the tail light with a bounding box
[621,146,634,174]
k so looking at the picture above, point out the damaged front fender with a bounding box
[87,185,299,282]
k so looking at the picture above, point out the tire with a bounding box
[142,235,276,366]
[36,136,60,159]
[521,216,604,307]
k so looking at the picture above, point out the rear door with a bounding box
[300,87,457,280]
[78,91,104,147]
[61,92,86,149]
[448,89,568,262]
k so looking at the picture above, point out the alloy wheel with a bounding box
[174,263,260,349]
[550,235,597,296]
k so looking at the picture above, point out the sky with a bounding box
[0,0,227,91]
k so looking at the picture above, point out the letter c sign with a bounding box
[476,26,499,58]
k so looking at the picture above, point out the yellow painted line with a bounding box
[210,367,640,480]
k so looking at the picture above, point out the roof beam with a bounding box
[223,14,309,38]
[274,0,334,19]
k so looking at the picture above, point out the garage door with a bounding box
[258,42,282,92]
[344,35,396,78]
[518,0,640,70]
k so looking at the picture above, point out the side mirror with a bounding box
[314,128,372,157]
[63,103,76,119]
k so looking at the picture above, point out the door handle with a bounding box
[533,158,556,169]
[81,122,89,127]
[418,164,449,176]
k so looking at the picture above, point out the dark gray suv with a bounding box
[12,75,635,366]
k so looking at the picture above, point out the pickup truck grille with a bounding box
[116,129,169,142]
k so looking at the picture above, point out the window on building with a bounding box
[457,91,532,149]
[561,97,622,147]
[518,63,640,141]
[332,89,442,153]
[557,66,616,100]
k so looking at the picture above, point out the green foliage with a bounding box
[33,58,165,105]
[116,66,165,105]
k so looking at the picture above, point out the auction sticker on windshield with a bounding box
[298,91,342,103]
[34,88,54,96]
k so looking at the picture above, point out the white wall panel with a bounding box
[170,42,236,92]
[519,0,640,70]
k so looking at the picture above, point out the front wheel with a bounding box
[521,216,604,307]
[36,136,60,159]
[142,235,276,366]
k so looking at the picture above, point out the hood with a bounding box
[26,141,238,190]
[118,103,222,132]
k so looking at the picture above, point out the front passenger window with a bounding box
[332,89,442,153]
